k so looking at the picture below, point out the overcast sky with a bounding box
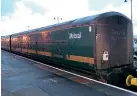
[1,0,137,36]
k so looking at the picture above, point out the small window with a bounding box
[89,26,92,32]
[117,16,121,24]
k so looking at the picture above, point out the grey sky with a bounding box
[23,0,48,15]
[88,0,125,10]
[1,0,137,36]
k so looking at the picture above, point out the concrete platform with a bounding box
[1,50,137,96]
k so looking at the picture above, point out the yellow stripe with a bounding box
[67,55,94,64]
[21,49,52,56]
[37,51,52,57]
[27,49,36,54]
[15,48,94,64]
[22,49,28,52]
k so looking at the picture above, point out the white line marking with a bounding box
[3,50,137,95]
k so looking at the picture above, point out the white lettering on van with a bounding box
[69,32,81,39]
